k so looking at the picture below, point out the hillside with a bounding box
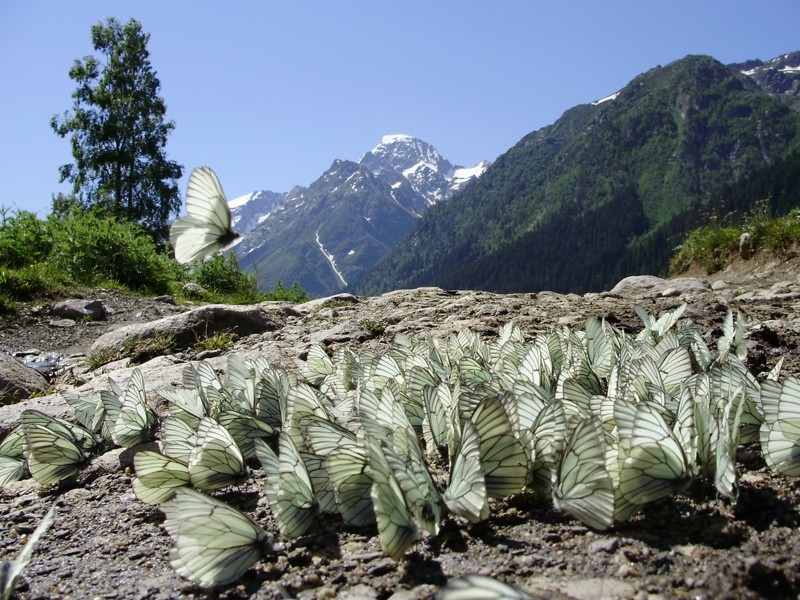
[354,54,800,295]
[233,136,488,297]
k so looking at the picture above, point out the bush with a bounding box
[262,281,309,303]
[47,210,179,295]
[670,202,800,275]
[190,252,262,303]
[0,208,52,268]
[0,204,311,305]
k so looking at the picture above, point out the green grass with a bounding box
[0,206,309,309]
[670,204,800,275]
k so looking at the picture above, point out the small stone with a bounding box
[711,279,729,290]
[589,537,619,554]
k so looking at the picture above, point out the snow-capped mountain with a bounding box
[733,51,800,110]
[231,135,488,296]
[359,134,489,204]
[229,189,291,235]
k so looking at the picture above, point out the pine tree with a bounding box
[51,17,183,240]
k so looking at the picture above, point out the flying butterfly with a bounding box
[161,487,272,587]
[169,166,240,264]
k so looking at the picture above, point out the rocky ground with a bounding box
[1,251,800,599]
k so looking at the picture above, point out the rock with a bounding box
[51,298,107,321]
[711,279,729,290]
[181,282,208,299]
[0,353,48,402]
[610,275,711,298]
[89,303,284,355]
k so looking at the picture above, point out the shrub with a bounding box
[190,252,262,303]
[262,281,309,303]
[0,208,52,268]
[47,209,178,295]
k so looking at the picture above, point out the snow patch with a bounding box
[228,192,254,209]
[591,91,620,105]
[380,133,414,145]
[316,230,347,287]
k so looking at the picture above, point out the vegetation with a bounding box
[0,207,309,310]
[354,55,800,295]
[50,18,183,241]
[671,203,800,275]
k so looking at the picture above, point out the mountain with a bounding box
[732,51,800,111]
[354,53,800,296]
[232,135,488,296]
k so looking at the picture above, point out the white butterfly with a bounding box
[443,420,490,524]
[0,506,56,600]
[366,437,419,561]
[552,416,614,530]
[0,426,26,489]
[255,434,318,539]
[187,418,248,491]
[437,574,535,599]
[618,402,691,506]
[169,166,240,264]
[132,450,190,505]
[101,369,157,448]
[161,487,272,587]
[470,395,529,498]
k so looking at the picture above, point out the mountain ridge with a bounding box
[231,135,488,295]
[353,52,800,295]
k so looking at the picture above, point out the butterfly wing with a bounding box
[188,418,247,491]
[161,487,271,587]
[24,424,87,486]
[552,416,614,530]
[170,166,239,264]
[437,574,535,599]
[133,451,191,505]
[443,420,490,524]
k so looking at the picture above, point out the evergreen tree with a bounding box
[51,17,183,240]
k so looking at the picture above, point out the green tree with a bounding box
[51,17,183,240]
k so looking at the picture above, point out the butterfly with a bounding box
[187,418,248,491]
[443,420,490,524]
[101,369,157,448]
[0,426,27,489]
[161,487,272,587]
[23,424,89,486]
[552,416,614,530]
[132,451,191,505]
[169,166,240,264]
[436,574,536,599]
[0,506,56,600]
[618,402,691,507]
[255,433,318,539]
[470,395,529,498]
[366,437,419,560]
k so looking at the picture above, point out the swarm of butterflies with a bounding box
[2,300,800,590]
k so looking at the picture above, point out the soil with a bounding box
[2,254,800,600]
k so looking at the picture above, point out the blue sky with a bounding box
[2,1,799,216]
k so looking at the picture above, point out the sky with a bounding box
[2,1,800,216]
